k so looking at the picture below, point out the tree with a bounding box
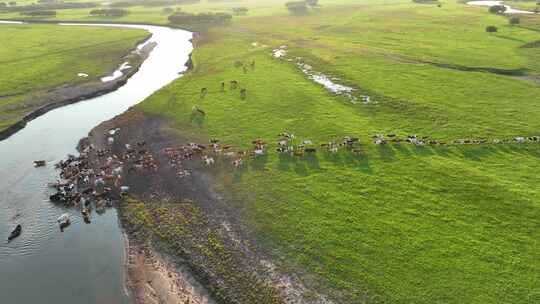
[286,1,309,15]
[488,4,506,14]
[232,7,248,16]
[8,1,16,6]
[306,0,318,7]
[509,17,520,25]
[0,2,6,8]
[486,25,498,34]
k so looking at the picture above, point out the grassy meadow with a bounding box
[131,1,539,303]
[0,24,148,132]
[2,0,539,303]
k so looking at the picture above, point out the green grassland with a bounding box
[506,1,539,11]
[0,24,148,131]
[131,1,540,303]
[2,0,539,303]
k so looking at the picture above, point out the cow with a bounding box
[200,87,208,99]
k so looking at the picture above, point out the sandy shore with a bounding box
[125,236,214,304]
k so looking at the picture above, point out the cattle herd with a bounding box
[47,126,539,217]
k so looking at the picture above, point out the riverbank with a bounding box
[125,234,214,304]
[78,109,335,304]
[0,33,154,141]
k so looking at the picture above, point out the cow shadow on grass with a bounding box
[251,154,269,171]
[277,154,321,176]
[190,113,206,127]
[377,144,396,161]
[322,151,373,174]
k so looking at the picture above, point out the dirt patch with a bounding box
[81,109,336,304]
[0,37,155,142]
[126,237,215,304]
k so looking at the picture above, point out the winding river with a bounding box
[0,22,192,303]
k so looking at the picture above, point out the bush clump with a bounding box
[232,6,248,15]
[488,4,507,14]
[286,1,309,15]
[486,25,498,33]
[168,12,232,27]
[20,9,56,16]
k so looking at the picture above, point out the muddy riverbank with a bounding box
[0,34,154,141]
[0,22,193,304]
[79,109,335,304]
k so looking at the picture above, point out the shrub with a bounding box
[486,25,498,33]
[0,2,6,7]
[509,17,520,25]
[286,1,309,15]
[162,6,173,14]
[488,4,506,14]
[232,6,248,15]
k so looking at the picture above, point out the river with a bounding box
[0,22,192,303]
[467,1,536,14]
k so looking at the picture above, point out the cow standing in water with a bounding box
[250,60,255,71]
[221,82,225,92]
[240,89,247,100]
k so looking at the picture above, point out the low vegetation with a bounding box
[133,1,540,303]
[1,0,539,303]
[20,9,55,16]
[168,11,232,29]
[89,8,128,17]
[0,24,148,132]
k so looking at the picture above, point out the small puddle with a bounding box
[272,45,374,104]
[467,1,536,14]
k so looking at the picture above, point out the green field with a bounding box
[0,24,147,132]
[2,0,539,303]
[134,1,540,303]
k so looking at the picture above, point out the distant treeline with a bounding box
[285,0,318,15]
[109,0,199,8]
[168,11,232,27]
[412,0,440,3]
[20,9,56,16]
[89,8,128,16]
[0,2,95,12]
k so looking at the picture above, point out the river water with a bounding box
[467,1,536,14]
[0,22,192,303]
